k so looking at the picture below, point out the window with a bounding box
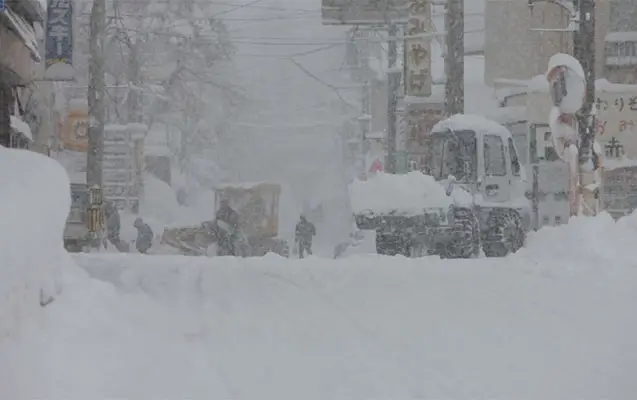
[422,130,477,182]
[483,135,507,176]
[508,138,521,176]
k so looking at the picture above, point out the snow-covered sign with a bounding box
[103,125,142,212]
[321,0,408,25]
[44,0,75,81]
[527,83,637,159]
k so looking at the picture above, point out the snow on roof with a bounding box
[10,116,32,140]
[348,171,453,216]
[605,31,637,43]
[432,114,511,138]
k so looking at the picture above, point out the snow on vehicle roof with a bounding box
[432,114,511,138]
[348,171,453,216]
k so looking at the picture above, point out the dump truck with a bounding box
[351,114,532,258]
[162,182,290,257]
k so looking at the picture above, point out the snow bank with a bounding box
[522,211,637,267]
[349,171,453,215]
[0,148,70,341]
[74,222,637,400]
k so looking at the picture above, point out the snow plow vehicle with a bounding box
[161,182,290,257]
[350,114,532,258]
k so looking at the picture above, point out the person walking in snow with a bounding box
[295,214,316,258]
[133,217,154,254]
[104,201,127,252]
[215,197,241,256]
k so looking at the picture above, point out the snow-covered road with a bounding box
[14,214,636,400]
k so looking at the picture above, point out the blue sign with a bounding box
[0,0,4,12]
[44,0,75,81]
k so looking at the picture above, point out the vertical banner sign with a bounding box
[405,0,432,98]
[44,0,75,81]
[0,0,5,12]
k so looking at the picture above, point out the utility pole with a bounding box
[574,0,596,214]
[444,0,464,115]
[386,23,399,174]
[127,39,142,124]
[87,0,106,189]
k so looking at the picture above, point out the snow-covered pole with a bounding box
[532,0,601,216]
[574,0,598,215]
[444,0,464,115]
[87,0,106,189]
[386,23,399,174]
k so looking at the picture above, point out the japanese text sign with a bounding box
[44,0,75,81]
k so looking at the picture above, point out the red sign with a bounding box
[369,159,384,173]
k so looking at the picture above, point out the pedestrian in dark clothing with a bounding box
[134,217,154,254]
[295,215,316,258]
[215,198,240,256]
[104,201,128,251]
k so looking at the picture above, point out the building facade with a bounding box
[603,0,637,84]
[484,0,610,84]
[0,0,44,148]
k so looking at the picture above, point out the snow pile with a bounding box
[349,171,454,215]
[0,148,70,341]
[74,225,637,400]
[522,211,637,267]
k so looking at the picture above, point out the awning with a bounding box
[10,116,33,141]
[0,6,40,62]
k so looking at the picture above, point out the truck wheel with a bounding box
[445,208,480,259]
[483,210,525,258]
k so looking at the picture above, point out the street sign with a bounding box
[44,0,75,81]
[404,0,432,98]
[321,0,408,25]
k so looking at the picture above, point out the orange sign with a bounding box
[60,102,88,152]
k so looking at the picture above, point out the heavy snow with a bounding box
[2,145,637,398]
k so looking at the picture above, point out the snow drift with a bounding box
[74,212,637,400]
[0,147,70,341]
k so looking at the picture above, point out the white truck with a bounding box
[350,114,532,258]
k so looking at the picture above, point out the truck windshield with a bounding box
[422,130,477,182]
